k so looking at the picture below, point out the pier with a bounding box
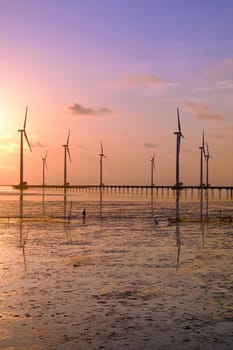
[21,184,233,198]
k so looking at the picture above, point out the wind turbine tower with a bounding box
[18,106,32,189]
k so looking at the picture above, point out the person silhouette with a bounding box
[82,208,86,217]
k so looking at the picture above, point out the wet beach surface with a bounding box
[0,207,233,350]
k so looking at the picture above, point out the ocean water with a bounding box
[0,186,232,349]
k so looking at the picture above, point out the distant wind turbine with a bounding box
[205,142,211,188]
[63,130,71,186]
[199,130,205,222]
[150,153,155,216]
[150,153,155,187]
[18,106,32,189]
[99,140,107,186]
[174,107,184,222]
[205,142,211,221]
[42,150,48,186]
[99,140,107,218]
[199,129,205,188]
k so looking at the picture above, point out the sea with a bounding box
[0,185,232,349]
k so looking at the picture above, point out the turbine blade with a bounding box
[206,142,211,158]
[100,140,103,155]
[151,153,155,171]
[24,131,32,152]
[23,106,28,129]
[177,107,184,138]
[67,146,72,162]
[67,130,70,145]
[202,130,206,157]
[45,158,48,170]
[202,130,205,148]
[177,107,181,132]
[45,150,48,159]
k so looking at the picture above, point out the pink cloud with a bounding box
[183,100,224,121]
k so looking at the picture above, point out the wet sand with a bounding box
[0,218,233,349]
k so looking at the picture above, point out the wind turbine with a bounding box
[150,153,155,216]
[99,140,107,186]
[42,150,48,186]
[199,130,205,188]
[99,140,107,218]
[63,130,71,186]
[205,142,211,188]
[199,130,205,222]
[18,106,32,189]
[205,142,211,221]
[150,153,155,187]
[174,107,184,222]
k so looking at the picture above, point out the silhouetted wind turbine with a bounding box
[150,153,155,216]
[99,140,107,218]
[99,140,107,186]
[205,142,211,188]
[174,107,184,222]
[63,130,71,186]
[42,150,48,186]
[205,142,211,221]
[150,153,155,187]
[18,106,32,189]
[199,129,205,188]
[199,130,205,222]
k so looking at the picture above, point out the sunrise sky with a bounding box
[0,0,233,186]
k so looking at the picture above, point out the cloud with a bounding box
[215,80,233,89]
[199,58,233,91]
[30,141,46,148]
[183,100,224,121]
[223,124,233,131]
[0,134,13,140]
[210,133,225,139]
[0,142,17,154]
[0,164,11,170]
[144,142,157,149]
[102,72,167,91]
[223,58,233,66]
[123,73,162,87]
[68,103,112,117]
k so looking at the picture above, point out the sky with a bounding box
[0,0,233,186]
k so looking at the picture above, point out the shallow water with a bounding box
[0,187,232,349]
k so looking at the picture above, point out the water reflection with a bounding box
[42,186,45,216]
[19,189,24,246]
[100,186,103,218]
[64,187,67,219]
[176,221,181,271]
[19,189,27,270]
